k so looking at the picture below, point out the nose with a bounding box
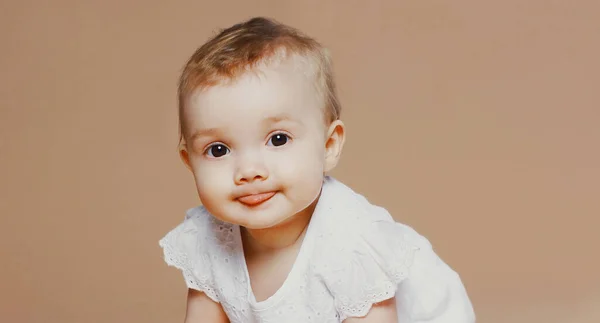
[234,153,269,185]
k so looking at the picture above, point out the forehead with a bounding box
[183,56,324,133]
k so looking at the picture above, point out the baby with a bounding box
[160,17,476,322]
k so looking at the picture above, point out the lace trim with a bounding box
[159,228,220,303]
[324,224,420,320]
[335,265,412,320]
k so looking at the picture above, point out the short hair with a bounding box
[177,17,341,143]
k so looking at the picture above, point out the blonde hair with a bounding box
[177,17,341,144]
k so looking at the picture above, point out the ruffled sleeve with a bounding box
[158,207,220,303]
[316,212,475,322]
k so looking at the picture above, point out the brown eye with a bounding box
[268,133,289,147]
[206,144,229,158]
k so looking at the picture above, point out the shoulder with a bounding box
[312,178,475,321]
[159,206,217,260]
[310,179,413,318]
[158,206,235,303]
[316,177,394,230]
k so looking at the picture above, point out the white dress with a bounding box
[159,176,476,322]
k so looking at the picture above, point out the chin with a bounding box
[202,204,278,228]
[238,210,294,230]
[239,221,278,230]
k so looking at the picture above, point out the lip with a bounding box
[237,191,276,206]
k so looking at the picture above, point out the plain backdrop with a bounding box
[1,1,599,322]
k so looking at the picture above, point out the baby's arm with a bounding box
[184,289,229,323]
[343,298,398,323]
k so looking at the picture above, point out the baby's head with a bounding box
[177,17,345,229]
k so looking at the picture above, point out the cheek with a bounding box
[191,161,231,203]
[271,140,325,185]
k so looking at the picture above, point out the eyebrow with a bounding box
[188,113,301,143]
[262,113,300,125]
[189,127,221,143]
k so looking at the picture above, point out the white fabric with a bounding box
[159,176,476,322]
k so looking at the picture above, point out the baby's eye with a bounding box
[205,144,230,158]
[267,133,290,147]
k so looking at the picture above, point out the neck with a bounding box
[241,196,319,254]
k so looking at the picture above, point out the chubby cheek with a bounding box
[191,162,232,209]
[273,142,325,202]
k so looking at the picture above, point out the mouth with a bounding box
[237,191,277,206]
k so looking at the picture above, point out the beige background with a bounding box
[1,1,599,322]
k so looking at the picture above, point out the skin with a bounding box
[178,55,396,323]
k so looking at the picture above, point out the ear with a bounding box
[179,141,193,172]
[324,120,346,172]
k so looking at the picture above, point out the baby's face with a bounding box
[181,57,330,229]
